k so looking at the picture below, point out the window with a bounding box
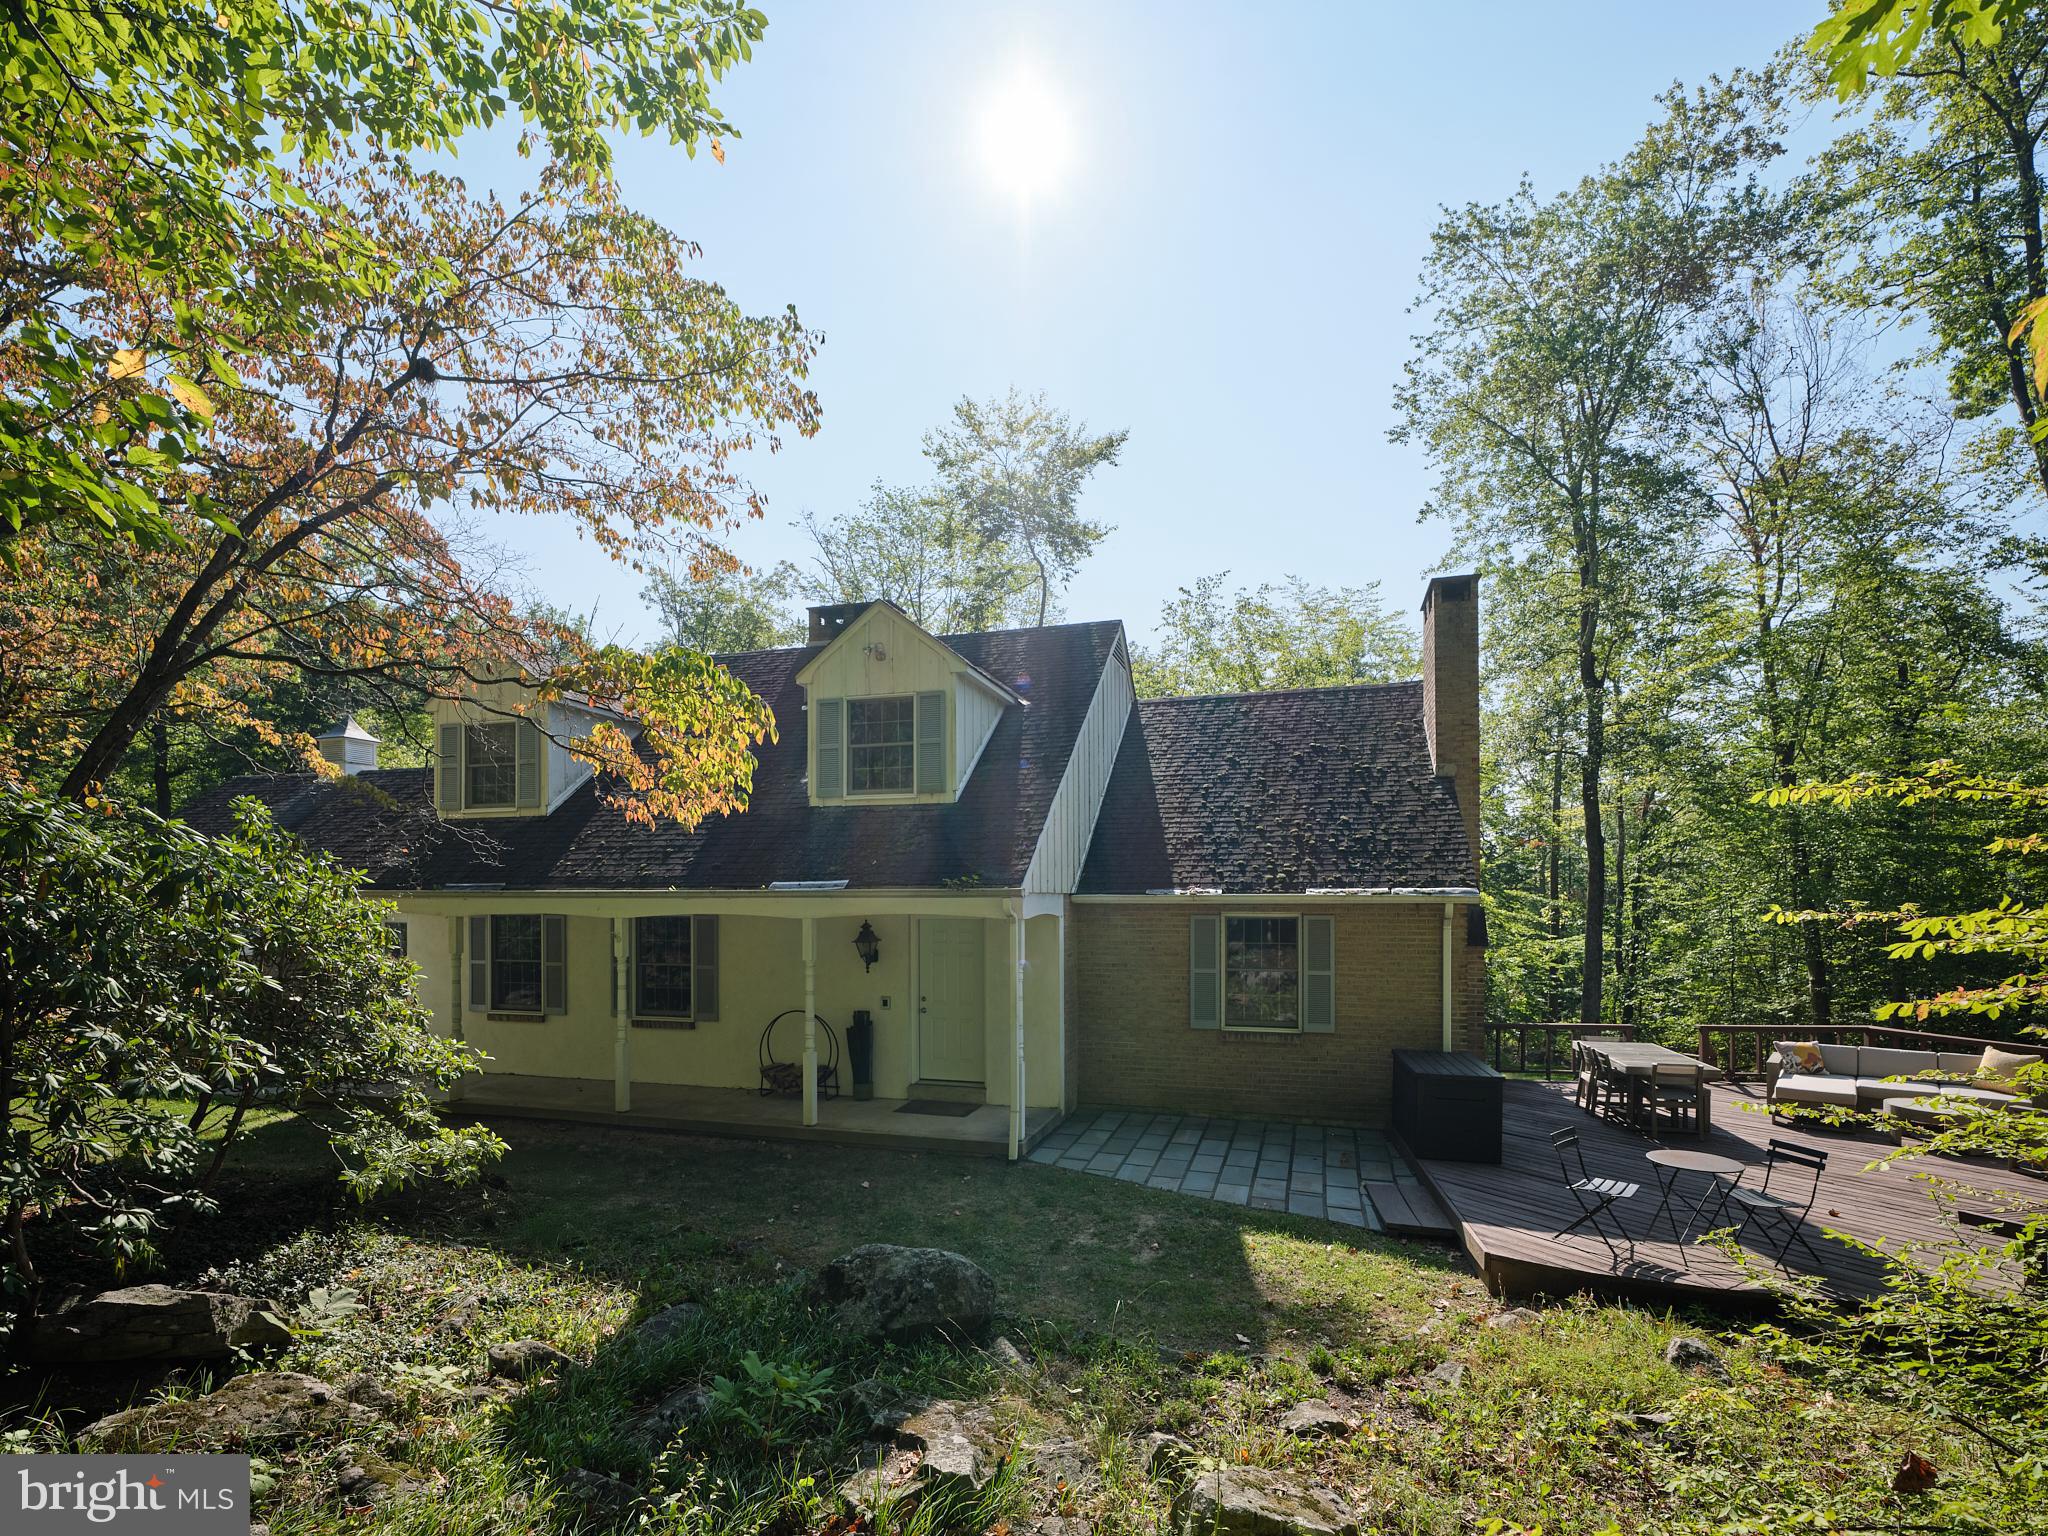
[846,695,915,792]
[385,920,408,959]
[490,915,544,1010]
[465,723,518,808]
[1225,915,1300,1030]
[634,916,692,1018]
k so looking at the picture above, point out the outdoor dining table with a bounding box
[1582,1041,1725,1135]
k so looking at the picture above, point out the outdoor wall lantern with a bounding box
[853,919,881,972]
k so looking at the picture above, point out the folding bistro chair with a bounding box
[1551,1128,1638,1265]
[1727,1139,1829,1267]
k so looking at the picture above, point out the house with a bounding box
[182,576,1484,1158]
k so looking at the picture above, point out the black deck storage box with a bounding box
[1391,1050,1503,1164]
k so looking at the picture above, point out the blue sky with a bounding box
[459,1,1822,647]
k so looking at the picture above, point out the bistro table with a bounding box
[1582,1041,1724,1135]
[1643,1147,1746,1252]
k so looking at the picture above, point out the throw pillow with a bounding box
[1778,1041,1826,1074]
[1974,1045,2043,1096]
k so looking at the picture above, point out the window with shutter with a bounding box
[464,723,518,808]
[1302,917,1335,1033]
[1190,914,1221,1030]
[632,915,691,1017]
[915,691,945,793]
[692,916,720,1020]
[847,695,915,792]
[437,725,461,812]
[1224,915,1302,1031]
[814,698,844,799]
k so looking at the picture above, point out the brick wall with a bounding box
[1072,901,1485,1125]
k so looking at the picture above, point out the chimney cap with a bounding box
[1420,572,1478,612]
[315,715,380,744]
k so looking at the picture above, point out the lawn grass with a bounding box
[9,1109,2034,1534]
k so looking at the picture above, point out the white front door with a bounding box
[918,919,986,1084]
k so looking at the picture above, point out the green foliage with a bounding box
[0,789,501,1319]
[705,1351,837,1448]
[646,559,808,653]
[0,0,769,547]
[1809,0,2027,98]
[1130,572,1417,699]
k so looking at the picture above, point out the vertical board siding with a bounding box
[1023,649,1132,894]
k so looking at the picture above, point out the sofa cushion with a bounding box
[1854,1077,1932,1100]
[1937,1084,2023,1107]
[1974,1046,2043,1096]
[1817,1043,1861,1076]
[1774,1073,1860,1108]
[1776,1040,1826,1073]
[1936,1051,1985,1076]
[1858,1046,1939,1079]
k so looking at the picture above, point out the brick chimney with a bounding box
[1420,574,1480,860]
[807,601,870,644]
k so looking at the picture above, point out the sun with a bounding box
[973,61,1076,211]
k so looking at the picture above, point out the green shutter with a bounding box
[1190,914,1221,1030]
[915,690,945,794]
[1302,917,1335,1033]
[515,720,541,808]
[467,915,488,1010]
[814,698,843,799]
[542,915,567,1013]
[692,915,719,1021]
[437,724,461,811]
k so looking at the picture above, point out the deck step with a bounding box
[1365,1179,1456,1237]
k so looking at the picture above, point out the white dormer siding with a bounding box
[1022,636,1133,895]
[431,682,620,819]
[797,603,1016,807]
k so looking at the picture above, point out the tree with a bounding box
[0,0,768,548]
[647,557,807,653]
[923,389,1125,627]
[1130,573,1416,698]
[3,158,816,831]
[1812,9,2048,501]
[802,483,1031,633]
[1394,75,1784,1023]
[1,790,503,1332]
[1808,0,2031,98]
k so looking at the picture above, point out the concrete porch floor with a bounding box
[1029,1109,1442,1230]
[449,1073,1062,1158]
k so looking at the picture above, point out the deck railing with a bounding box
[1695,1021,2028,1082]
[1486,1021,1637,1080]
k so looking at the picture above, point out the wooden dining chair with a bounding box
[1649,1063,1702,1134]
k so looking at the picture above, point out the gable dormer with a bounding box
[430,674,622,820]
[796,602,1021,807]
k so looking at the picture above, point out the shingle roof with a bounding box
[1075,681,1477,895]
[179,621,1124,892]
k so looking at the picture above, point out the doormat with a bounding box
[896,1099,980,1117]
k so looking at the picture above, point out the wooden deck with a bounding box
[1402,1079,2045,1304]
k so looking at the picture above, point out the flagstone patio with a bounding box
[1028,1108,1435,1231]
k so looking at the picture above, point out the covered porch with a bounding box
[398,889,1070,1159]
[450,1074,1063,1157]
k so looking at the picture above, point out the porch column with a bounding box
[1009,906,1026,1161]
[612,917,631,1113]
[1440,900,1455,1052]
[801,916,819,1127]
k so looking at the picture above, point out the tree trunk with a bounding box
[1612,789,1628,1031]
[1547,742,1564,1017]
[1579,681,1606,1024]
[151,716,172,815]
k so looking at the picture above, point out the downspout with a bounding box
[611,917,630,1113]
[801,916,819,1127]
[1440,900,1455,1052]
[1006,902,1026,1160]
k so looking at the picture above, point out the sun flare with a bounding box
[974,61,1076,210]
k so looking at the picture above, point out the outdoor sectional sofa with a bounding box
[1767,1040,2045,1129]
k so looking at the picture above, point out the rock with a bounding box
[433,1292,486,1335]
[1486,1307,1541,1331]
[81,1371,383,1451]
[988,1334,1030,1374]
[557,1467,639,1515]
[1664,1337,1731,1383]
[1277,1400,1357,1438]
[640,1384,712,1441]
[333,1452,424,1506]
[338,1372,401,1417]
[28,1285,291,1364]
[812,1244,996,1343]
[1619,1411,1675,1435]
[1177,1466,1360,1536]
[1421,1361,1465,1393]
[896,1399,1003,1495]
[838,1444,922,1519]
[487,1339,574,1380]
[842,1377,925,1436]
[1030,1436,1101,1505]
[1025,1520,1093,1536]
[1141,1430,1192,1482]
[633,1302,706,1350]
